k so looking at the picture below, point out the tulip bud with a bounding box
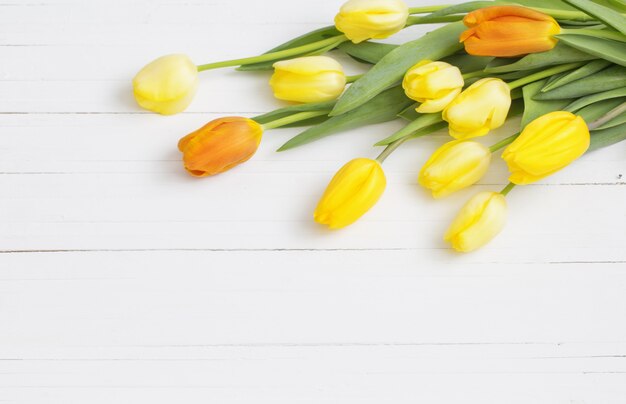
[443,78,511,140]
[178,117,263,177]
[419,140,491,198]
[270,56,347,103]
[461,6,561,57]
[315,158,386,229]
[402,60,465,113]
[334,0,410,44]
[502,111,590,185]
[133,54,199,115]
[445,191,507,253]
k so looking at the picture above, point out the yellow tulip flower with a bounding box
[270,56,347,103]
[315,158,386,229]
[442,78,511,139]
[419,140,491,198]
[445,191,507,253]
[403,60,464,113]
[133,54,199,115]
[178,117,263,177]
[334,0,410,44]
[502,111,590,185]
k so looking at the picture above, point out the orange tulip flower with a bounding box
[460,6,561,57]
[178,117,263,177]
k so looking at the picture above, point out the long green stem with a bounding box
[508,62,584,90]
[406,15,465,25]
[197,35,348,72]
[489,133,519,153]
[376,136,410,164]
[409,5,451,14]
[561,28,626,42]
[261,110,330,131]
[462,70,486,80]
[500,182,516,197]
[587,101,626,130]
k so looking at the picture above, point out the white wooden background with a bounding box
[1,0,625,402]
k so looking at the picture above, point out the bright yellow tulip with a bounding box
[445,191,507,253]
[502,111,590,185]
[419,140,491,198]
[442,78,511,139]
[334,0,410,44]
[270,56,347,103]
[315,158,386,229]
[133,54,199,115]
[402,60,464,113]
[178,117,263,177]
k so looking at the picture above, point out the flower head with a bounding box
[402,60,465,113]
[502,111,590,185]
[461,6,561,57]
[315,158,386,229]
[335,0,410,44]
[178,117,263,177]
[443,78,511,139]
[419,140,491,198]
[270,56,347,103]
[445,191,507,252]
[133,54,198,115]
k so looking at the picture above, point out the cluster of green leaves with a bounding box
[245,0,626,152]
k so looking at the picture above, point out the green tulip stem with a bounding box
[587,101,626,130]
[489,133,520,153]
[507,62,584,90]
[197,35,348,72]
[261,110,330,131]
[409,5,452,14]
[376,136,410,164]
[500,182,516,197]
[560,29,626,42]
[346,74,364,84]
[462,70,486,80]
[406,15,464,25]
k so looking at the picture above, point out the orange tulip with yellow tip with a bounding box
[460,6,561,57]
[178,117,263,177]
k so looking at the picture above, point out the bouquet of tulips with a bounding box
[132,0,626,252]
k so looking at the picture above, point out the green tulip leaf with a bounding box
[563,0,626,35]
[338,41,398,64]
[253,100,336,125]
[484,43,597,73]
[330,22,466,117]
[575,98,625,122]
[564,86,626,111]
[541,59,613,92]
[534,65,626,99]
[278,86,414,151]
[522,80,571,126]
[555,34,626,67]
[375,113,444,146]
[421,1,506,18]
[442,53,494,74]
[237,25,341,71]
[589,122,626,151]
[398,103,420,121]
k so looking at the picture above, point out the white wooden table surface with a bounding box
[1,0,626,402]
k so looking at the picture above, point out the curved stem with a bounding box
[587,101,626,131]
[406,15,464,25]
[508,62,584,90]
[409,5,451,14]
[561,28,626,42]
[500,182,516,197]
[376,136,410,164]
[462,70,486,80]
[489,133,519,153]
[197,35,348,72]
[261,110,330,131]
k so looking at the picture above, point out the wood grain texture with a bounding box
[0,0,625,402]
